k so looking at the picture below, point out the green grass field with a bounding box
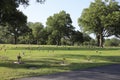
[0,44,120,80]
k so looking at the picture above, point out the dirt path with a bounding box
[16,64,120,80]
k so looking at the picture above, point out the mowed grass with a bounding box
[0,44,120,80]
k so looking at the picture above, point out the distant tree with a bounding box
[46,10,75,45]
[70,30,83,45]
[83,33,91,42]
[89,39,96,46]
[104,38,120,46]
[78,0,120,47]
[27,22,48,44]
[18,28,32,44]
[82,33,92,46]
[30,22,45,44]
[39,28,48,44]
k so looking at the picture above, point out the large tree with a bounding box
[6,10,31,44]
[28,22,46,44]
[0,0,45,44]
[78,0,120,47]
[46,10,75,45]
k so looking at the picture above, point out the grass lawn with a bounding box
[0,44,120,80]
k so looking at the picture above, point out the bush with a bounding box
[104,38,120,47]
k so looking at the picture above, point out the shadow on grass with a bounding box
[0,55,119,70]
[0,60,112,71]
[59,54,120,62]
[20,63,120,80]
[0,58,60,69]
[1,56,120,80]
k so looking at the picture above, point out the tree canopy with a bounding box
[0,0,45,43]
[6,10,31,44]
[46,10,75,45]
[28,22,46,44]
[0,0,45,25]
[78,0,120,47]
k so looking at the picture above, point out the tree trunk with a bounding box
[57,39,60,45]
[14,35,17,44]
[37,39,39,45]
[97,34,103,47]
[97,35,100,47]
[99,34,104,47]
[56,36,61,45]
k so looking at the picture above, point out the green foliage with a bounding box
[46,10,75,45]
[27,22,47,44]
[90,39,96,46]
[83,33,91,42]
[0,0,45,25]
[0,0,29,25]
[104,38,120,46]
[78,0,120,47]
[6,10,31,44]
[70,30,84,45]
[0,0,34,44]
[30,22,44,44]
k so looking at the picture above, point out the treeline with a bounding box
[0,0,120,47]
[0,22,120,46]
[0,21,93,46]
[0,10,95,46]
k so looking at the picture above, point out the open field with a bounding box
[0,44,120,80]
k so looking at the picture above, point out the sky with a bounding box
[18,0,94,30]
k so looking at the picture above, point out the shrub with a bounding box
[104,38,120,47]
